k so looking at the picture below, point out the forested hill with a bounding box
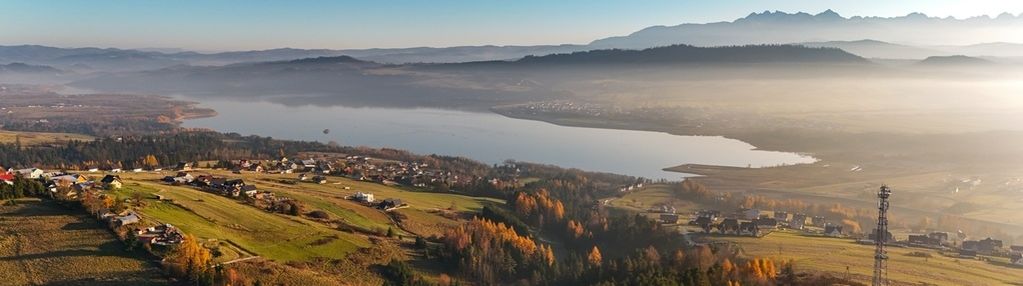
[450,44,868,67]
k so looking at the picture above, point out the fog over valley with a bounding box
[3,4,1023,286]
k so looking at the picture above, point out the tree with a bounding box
[224,268,245,286]
[587,246,603,266]
[143,154,160,168]
[165,234,213,282]
[643,245,660,263]
[415,236,428,249]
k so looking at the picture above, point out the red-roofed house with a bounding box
[0,172,14,185]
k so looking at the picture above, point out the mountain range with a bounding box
[2,10,1022,70]
[589,10,1023,49]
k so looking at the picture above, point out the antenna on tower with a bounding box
[872,185,892,286]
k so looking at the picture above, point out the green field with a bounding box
[721,231,1023,286]
[112,179,369,262]
[604,184,701,214]
[220,171,502,237]
[0,199,168,285]
[112,170,502,262]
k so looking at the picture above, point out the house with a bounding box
[353,192,375,203]
[16,168,44,179]
[378,198,403,210]
[51,174,88,184]
[928,232,950,244]
[739,222,759,236]
[165,172,194,184]
[100,175,122,189]
[753,217,778,229]
[824,224,844,237]
[301,159,317,169]
[660,213,680,224]
[192,175,213,187]
[136,224,183,247]
[0,171,14,185]
[870,230,894,243]
[1010,245,1023,253]
[209,178,227,189]
[241,185,259,197]
[175,162,193,171]
[693,216,713,232]
[223,179,246,196]
[113,212,140,227]
[963,240,979,251]
[697,210,721,220]
[811,216,827,227]
[739,208,760,220]
[790,213,807,230]
[773,211,789,222]
[908,234,941,246]
[1012,253,1023,265]
[978,237,1003,253]
[718,218,740,234]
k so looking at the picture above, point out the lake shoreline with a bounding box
[178,98,812,180]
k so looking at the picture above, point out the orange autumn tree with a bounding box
[441,217,555,283]
[587,246,603,266]
[513,190,566,227]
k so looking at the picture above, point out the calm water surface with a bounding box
[182,98,815,179]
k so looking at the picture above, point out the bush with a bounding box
[308,210,330,219]
[906,251,933,258]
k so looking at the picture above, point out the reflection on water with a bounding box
[182,98,815,179]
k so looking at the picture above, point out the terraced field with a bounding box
[0,199,168,286]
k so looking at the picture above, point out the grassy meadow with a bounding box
[0,130,93,146]
[110,170,502,261]
[723,230,1023,286]
[0,199,168,285]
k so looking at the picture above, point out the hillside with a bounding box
[800,40,948,59]
[0,62,62,74]
[0,199,169,285]
[917,55,993,66]
[508,44,867,65]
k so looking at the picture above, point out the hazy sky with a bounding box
[2,0,1022,51]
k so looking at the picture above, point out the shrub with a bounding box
[308,210,330,219]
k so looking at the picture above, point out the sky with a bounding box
[2,0,1022,51]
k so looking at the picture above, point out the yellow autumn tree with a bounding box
[143,154,160,168]
[587,246,603,266]
[165,234,212,282]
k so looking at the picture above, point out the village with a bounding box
[0,156,454,265]
[643,201,1023,265]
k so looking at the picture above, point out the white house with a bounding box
[16,168,44,179]
[353,192,375,203]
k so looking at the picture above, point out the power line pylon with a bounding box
[872,185,892,286]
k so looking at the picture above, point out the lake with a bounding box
[181,98,815,179]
